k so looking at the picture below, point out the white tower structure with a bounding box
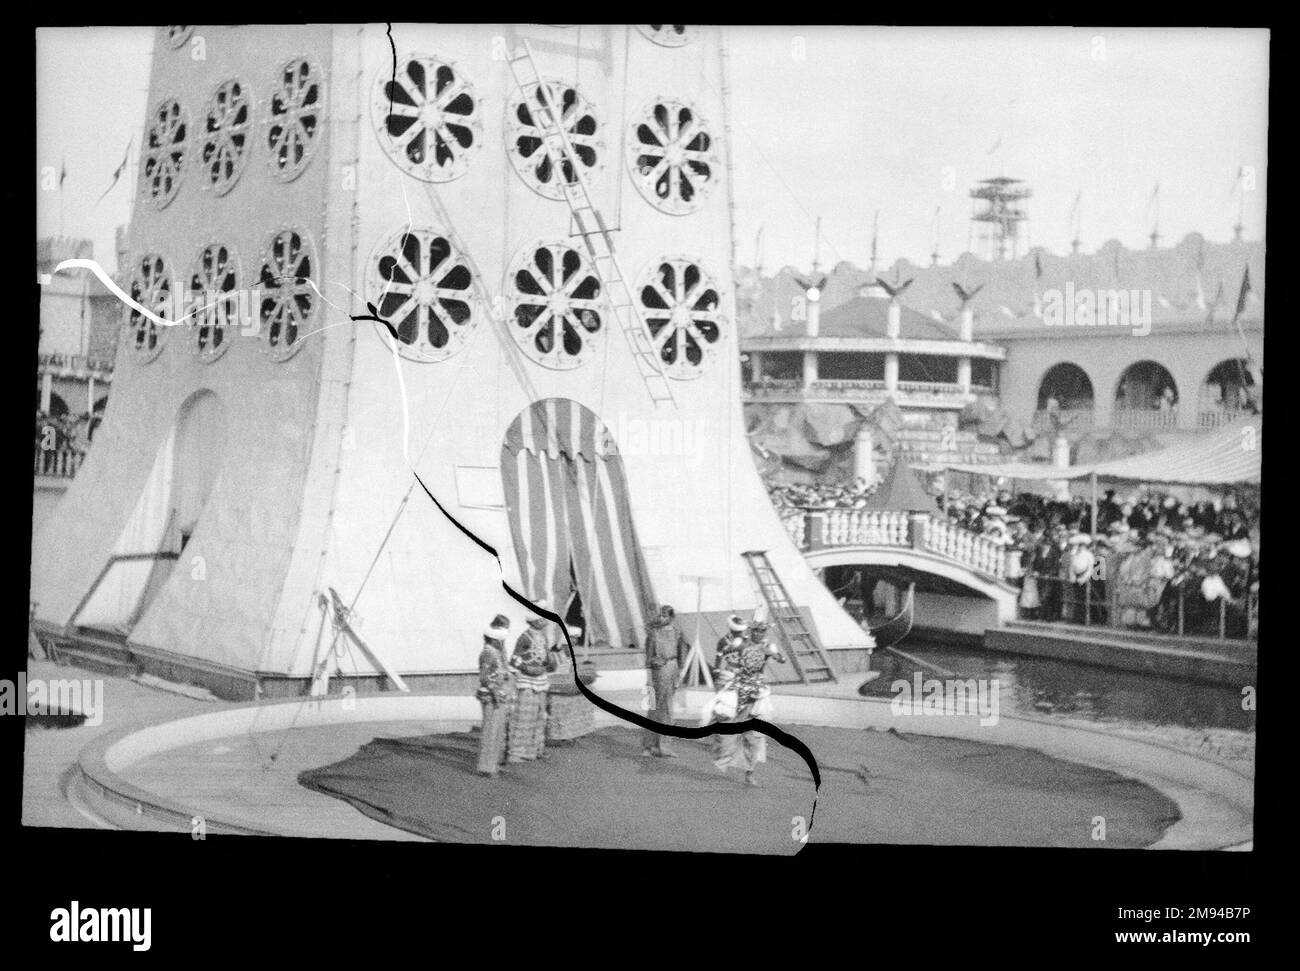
[32,24,867,698]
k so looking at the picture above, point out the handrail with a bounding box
[784,509,1010,581]
[34,445,84,478]
[1021,572,1256,642]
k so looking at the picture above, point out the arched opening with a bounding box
[1034,362,1094,431]
[500,398,657,652]
[1198,359,1258,427]
[47,392,70,418]
[171,390,227,552]
[74,390,227,635]
[1114,360,1178,428]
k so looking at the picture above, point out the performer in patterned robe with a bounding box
[712,614,748,684]
[508,607,558,763]
[711,628,785,787]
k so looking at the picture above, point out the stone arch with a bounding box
[1114,360,1178,411]
[1199,358,1258,415]
[1036,362,1095,411]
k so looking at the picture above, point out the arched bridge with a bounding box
[780,508,1021,621]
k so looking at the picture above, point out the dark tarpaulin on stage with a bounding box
[298,726,1178,851]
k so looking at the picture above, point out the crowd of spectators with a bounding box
[35,410,99,452]
[34,410,99,475]
[766,475,1260,639]
[767,478,881,512]
[941,487,1259,639]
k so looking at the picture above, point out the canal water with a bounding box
[858,633,1255,759]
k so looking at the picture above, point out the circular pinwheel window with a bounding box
[128,254,171,363]
[373,55,481,182]
[265,57,324,182]
[187,243,239,362]
[258,229,316,361]
[200,79,252,196]
[366,229,478,362]
[635,257,724,378]
[505,80,603,200]
[166,26,194,48]
[506,241,604,369]
[627,99,719,215]
[141,99,188,209]
[636,25,694,47]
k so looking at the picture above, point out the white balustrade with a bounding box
[785,507,1011,583]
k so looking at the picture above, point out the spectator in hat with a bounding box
[1063,533,1095,624]
[1090,535,1113,625]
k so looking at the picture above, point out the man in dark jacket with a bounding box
[642,604,689,758]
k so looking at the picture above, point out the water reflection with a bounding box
[859,636,1255,733]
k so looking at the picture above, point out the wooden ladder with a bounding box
[742,551,837,684]
[504,40,677,410]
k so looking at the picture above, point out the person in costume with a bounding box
[712,614,748,683]
[508,603,559,763]
[642,604,689,758]
[476,615,516,777]
[710,636,783,787]
[1063,532,1095,624]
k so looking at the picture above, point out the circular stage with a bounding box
[72,689,1253,852]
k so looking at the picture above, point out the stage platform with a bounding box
[23,661,1253,852]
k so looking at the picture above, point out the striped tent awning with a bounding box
[913,417,1262,486]
[500,399,657,651]
[1084,417,1261,485]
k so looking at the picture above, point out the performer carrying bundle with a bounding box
[701,622,785,787]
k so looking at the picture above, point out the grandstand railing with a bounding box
[744,379,975,404]
[1031,408,1096,431]
[1197,407,1254,430]
[34,445,83,479]
[1111,407,1180,430]
[1021,573,1257,642]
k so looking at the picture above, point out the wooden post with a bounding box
[1089,472,1098,536]
[909,513,928,551]
[678,574,719,689]
[807,509,827,550]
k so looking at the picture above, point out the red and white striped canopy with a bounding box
[500,399,657,650]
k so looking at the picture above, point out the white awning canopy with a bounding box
[914,417,1261,487]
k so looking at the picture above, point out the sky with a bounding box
[36,26,1269,276]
